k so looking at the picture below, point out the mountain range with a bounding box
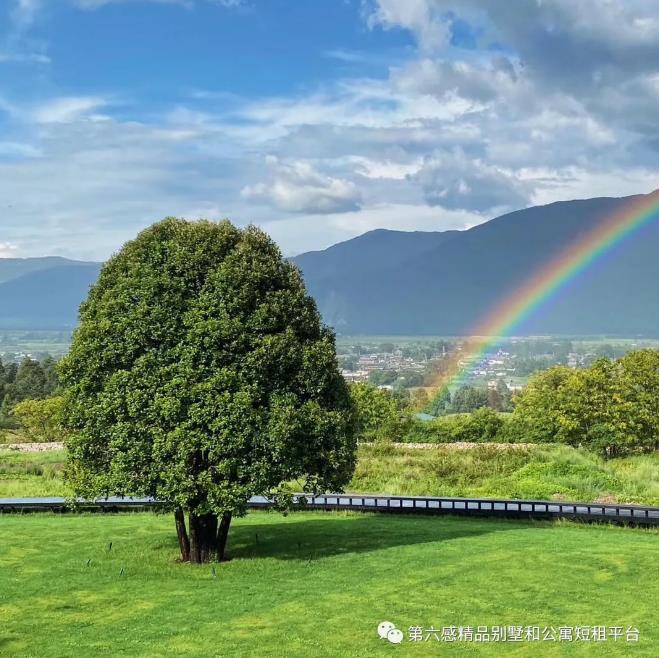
[2,190,659,335]
[0,258,101,329]
[291,191,659,336]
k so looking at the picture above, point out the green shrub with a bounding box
[512,350,659,457]
[350,382,409,442]
[402,408,509,443]
[11,396,65,442]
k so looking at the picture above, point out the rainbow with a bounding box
[429,189,659,394]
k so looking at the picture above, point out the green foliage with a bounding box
[11,396,65,442]
[396,370,424,387]
[390,386,411,411]
[60,219,357,540]
[511,350,659,457]
[0,357,58,427]
[411,387,429,409]
[349,382,406,442]
[494,379,513,411]
[366,369,397,386]
[426,385,451,416]
[450,384,489,413]
[427,384,493,416]
[404,407,509,444]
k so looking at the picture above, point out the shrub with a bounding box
[402,408,509,443]
[11,396,65,443]
[511,350,659,458]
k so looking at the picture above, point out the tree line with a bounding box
[352,350,659,458]
[426,380,513,415]
[0,356,60,432]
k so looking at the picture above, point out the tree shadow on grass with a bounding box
[226,512,540,561]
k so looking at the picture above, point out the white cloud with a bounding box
[0,52,50,64]
[29,96,107,123]
[0,242,19,258]
[366,0,450,52]
[392,56,521,104]
[241,157,362,214]
[413,150,531,212]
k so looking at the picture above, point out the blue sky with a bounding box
[1,0,659,259]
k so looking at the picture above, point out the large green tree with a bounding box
[60,219,357,563]
[349,382,405,442]
[511,350,659,457]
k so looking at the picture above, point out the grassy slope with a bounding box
[2,446,658,505]
[351,444,659,505]
[0,450,68,497]
[0,512,657,657]
[0,430,36,444]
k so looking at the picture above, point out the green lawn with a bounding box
[0,512,657,657]
[2,445,659,505]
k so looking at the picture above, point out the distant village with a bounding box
[336,337,646,393]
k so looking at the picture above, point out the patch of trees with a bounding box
[350,382,408,442]
[0,356,59,430]
[408,350,659,456]
[11,396,65,442]
[510,350,659,457]
[514,356,556,376]
[426,380,513,416]
[367,369,399,386]
[405,407,507,444]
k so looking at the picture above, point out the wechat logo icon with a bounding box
[378,621,404,644]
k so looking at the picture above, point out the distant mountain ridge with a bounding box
[0,259,101,329]
[2,190,659,334]
[291,191,659,336]
[0,256,96,285]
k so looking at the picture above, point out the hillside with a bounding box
[2,191,659,333]
[0,260,101,329]
[292,191,659,335]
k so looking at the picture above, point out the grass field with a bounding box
[352,444,659,505]
[0,449,68,497]
[0,511,657,657]
[3,444,658,505]
[0,430,37,445]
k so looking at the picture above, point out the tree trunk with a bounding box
[174,506,190,562]
[216,512,232,562]
[188,512,219,564]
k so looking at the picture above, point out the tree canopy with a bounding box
[0,357,58,428]
[349,382,405,442]
[511,350,659,457]
[60,218,357,563]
